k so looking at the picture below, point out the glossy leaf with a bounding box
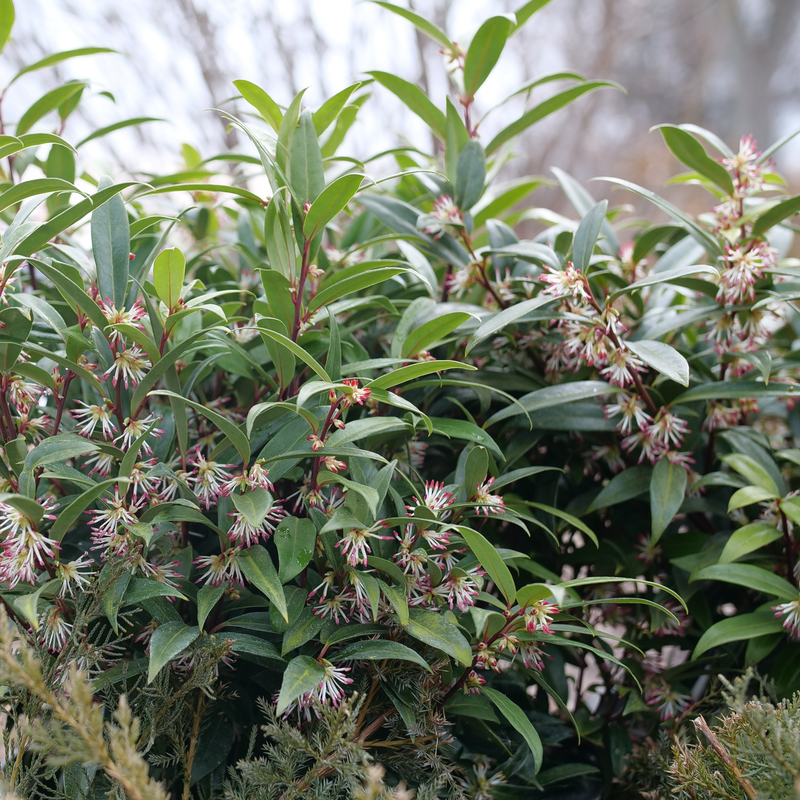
[655,125,734,194]
[487,81,622,154]
[649,458,687,543]
[239,545,288,622]
[153,247,185,310]
[572,200,607,273]
[330,639,432,672]
[275,516,318,583]
[404,608,472,666]
[367,71,447,141]
[303,172,363,239]
[625,340,690,386]
[458,526,515,606]
[691,564,797,601]
[719,522,783,564]
[482,687,543,771]
[693,611,786,660]
[276,655,325,715]
[148,621,200,683]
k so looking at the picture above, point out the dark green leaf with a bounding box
[148,621,200,683]
[650,458,687,543]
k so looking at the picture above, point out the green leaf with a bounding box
[148,621,200,683]
[482,687,543,771]
[611,263,719,299]
[20,434,98,498]
[487,81,622,154]
[149,391,249,465]
[10,47,116,86]
[17,181,140,257]
[0,0,14,56]
[752,193,800,238]
[239,545,288,622]
[692,610,786,660]
[512,0,553,28]
[196,583,226,631]
[719,522,782,565]
[330,639,432,672]
[625,340,689,387]
[780,497,800,527]
[655,125,734,194]
[728,485,779,512]
[313,83,362,135]
[275,516,318,583]
[103,572,131,635]
[572,200,607,273]
[720,454,779,495]
[404,608,472,666]
[458,527,515,606]
[75,117,165,148]
[445,692,499,722]
[454,139,486,210]
[49,478,121,541]
[256,327,330,382]
[485,380,614,427]
[367,71,447,141]
[10,581,54,630]
[282,608,324,655]
[370,2,452,49]
[691,564,797,601]
[308,266,408,313]
[233,79,282,132]
[226,633,284,665]
[464,446,488,499]
[401,311,472,358]
[153,247,185,310]
[650,458,687,543]
[430,417,504,461]
[464,15,514,98]
[674,380,799,404]
[526,502,598,547]
[0,178,85,213]
[586,465,652,513]
[91,175,130,308]
[366,359,471,391]
[303,172,363,239]
[288,109,325,206]
[597,177,723,255]
[231,488,273,528]
[16,81,86,135]
[276,655,325,715]
[466,294,556,354]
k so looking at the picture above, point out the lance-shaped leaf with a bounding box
[370,2,452,49]
[153,247,185,310]
[463,15,515,98]
[654,125,734,194]
[239,545,288,622]
[276,655,325,715]
[625,340,690,387]
[149,391,249,465]
[572,200,607,273]
[233,79,282,132]
[367,71,447,141]
[692,610,786,660]
[458,526,515,606]
[649,458,687,543]
[487,81,622,154]
[275,516,318,583]
[404,608,472,665]
[466,294,556,354]
[303,172,363,239]
[691,564,796,601]
[148,621,200,683]
[482,687,543,770]
[330,640,432,672]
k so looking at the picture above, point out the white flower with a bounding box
[470,477,505,516]
[55,554,94,598]
[194,547,245,587]
[774,597,800,637]
[540,261,589,302]
[104,345,150,389]
[406,481,455,518]
[72,400,118,440]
